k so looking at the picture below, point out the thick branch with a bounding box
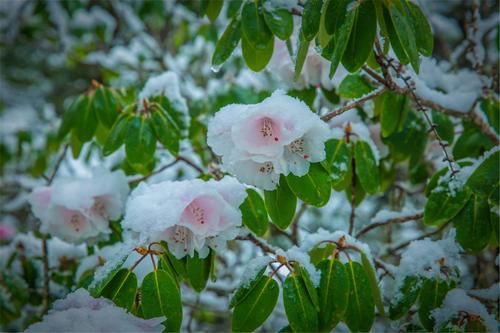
[355,212,424,238]
[236,234,276,254]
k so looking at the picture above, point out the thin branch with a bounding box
[290,203,307,245]
[321,87,387,122]
[41,235,50,315]
[355,212,424,238]
[177,155,205,174]
[47,144,69,185]
[129,158,180,184]
[236,234,276,254]
[348,158,356,235]
[387,221,452,255]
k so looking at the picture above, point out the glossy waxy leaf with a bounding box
[75,95,98,143]
[344,261,374,332]
[324,0,349,35]
[361,252,385,317]
[58,95,85,139]
[328,7,355,78]
[354,140,380,194]
[337,74,374,99]
[301,0,323,41]
[431,110,454,144]
[389,276,422,320]
[125,116,156,166]
[150,105,181,155]
[322,138,352,189]
[418,278,451,331]
[407,2,433,56]
[283,272,318,332]
[309,243,336,267]
[342,0,377,72]
[241,1,272,50]
[296,264,320,311]
[212,17,241,68]
[264,176,297,230]
[380,92,408,137]
[240,189,269,236]
[286,163,331,207]
[232,275,279,332]
[424,186,471,226]
[465,149,500,198]
[388,2,420,72]
[241,33,274,72]
[263,4,293,40]
[103,113,131,156]
[294,31,310,79]
[141,270,182,332]
[90,255,128,297]
[205,0,223,22]
[454,194,492,252]
[229,266,267,309]
[99,268,137,311]
[186,252,211,292]
[94,87,118,128]
[317,259,349,331]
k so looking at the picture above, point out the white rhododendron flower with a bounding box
[207,90,330,190]
[122,177,247,259]
[29,168,129,244]
[25,289,164,332]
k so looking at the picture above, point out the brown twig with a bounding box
[387,221,452,255]
[236,234,276,254]
[290,203,307,245]
[356,212,424,239]
[321,87,387,122]
[348,158,356,235]
[129,158,180,184]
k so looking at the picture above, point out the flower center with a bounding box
[289,138,309,159]
[260,117,279,141]
[92,198,107,218]
[172,225,189,252]
[188,202,205,224]
[258,162,274,174]
[70,213,85,232]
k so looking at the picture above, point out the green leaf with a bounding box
[380,92,408,137]
[387,2,420,72]
[341,0,377,72]
[58,95,85,139]
[283,272,318,332]
[465,149,500,198]
[205,0,223,21]
[90,255,128,297]
[232,276,279,332]
[212,17,241,68]
[324,0,349,35]
[141,270,182,332]
[301,0,323,41]
[70,131,84,158]
[264,176,297,230]
[337,74,374,99]
[317,259,349,331]
[424,186,471,226]
[454,194,492,252]
[263,5,293,40]
[360,252,384,317]
[453,120,493,160]
[186,252,211,292]
[229,266,267,309]
[240,189,269,236]
[479,98,499,134]
[384,6,408,64]
[407,2,433,56]
[75,95,98,143]
[94,87,118,128]
[241,32,274,72]
[389,276,422,320]
[160,241,188,280]
[125,116,156,166]
[296,264,320,311]
[286,163,331,207]
[227,0,243,18]
[322,138,352,189]
[99,268,137,311]
[328,8,355,78]
[344,261,375,332]
[103,113,131,156]
[309,243,336,267]
[354,140,380,194]
[418,278,451,331]
[150,105,181,155]
[241,1,272,50]
[431,110,454,144]
[294,31,310,80]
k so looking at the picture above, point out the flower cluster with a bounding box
[29,168,129,244]
[122,177,247,259]
[207,91,330,190]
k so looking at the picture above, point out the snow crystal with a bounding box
[239,255,273,288]
[138,71,189,115]
[279,247,321,287]
[395,229,461,287]
[468,283,500,301]
[350,122,381,164]
[431,288,498,332]
[25,289,164,332]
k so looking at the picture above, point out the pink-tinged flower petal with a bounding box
[180,195,223,236]
[227,159,280,191]
[51,206,97,243]
[0,224,15,241]
[29,186,52,220]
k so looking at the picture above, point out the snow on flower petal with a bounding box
[121,176,247,259]
[207,90,330,190]
[28,168,129,244]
